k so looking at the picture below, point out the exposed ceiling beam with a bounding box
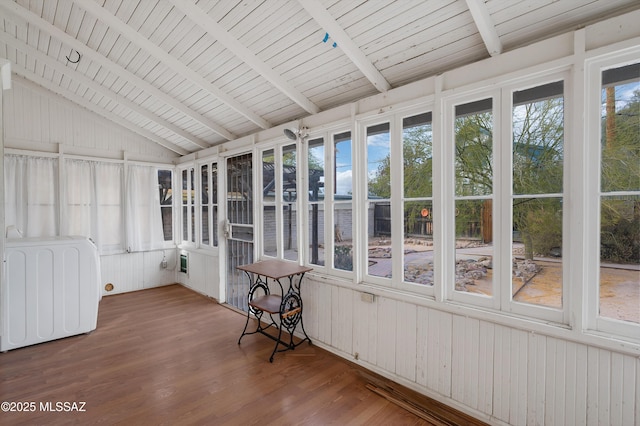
[0,1,236,142]
[465,0,502,56]
[75,0,271,129]
[168,0,320,115]
[0,32,209,150]
[298,0,391,92]
[11,65,188,155]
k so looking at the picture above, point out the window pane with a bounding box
[262,149,275,200]
[201,164,209,245]
[601,64,640,193]
[283,144,297,200]
[282,144,298,261]
[599,64,640,324]
[282,204,298,261]
[334,204,352,271]
[181,169,188,242]
[513,83,564,195]
[454,99,493,297]
[211,163,218,247]
[333,131,353,272]
[455,199,493,296]
[367,123,391,278]
[599,197,640,323]
[308,205,325,266]
[403,113,433,198]
[512,197,563,308]
[263,205,277,257]
[455,99,493,196]
[511,82,564,309]
[308,137,325,266]
[158,169,172,241]
[404,201,434,286]
[334,132,352,198]
[403,113,433,286]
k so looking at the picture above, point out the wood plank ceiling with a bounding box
[1,0,638,155]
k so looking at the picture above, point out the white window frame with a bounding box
[584,47,640,342]
[300,126,356,279]
[500,71,571,324]
[197,159,219,250]
[355,104,437,296]
[442,89,501,310]
[179,165,196,246]
[441,71,572,323]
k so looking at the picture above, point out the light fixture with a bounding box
[283,127,308,141]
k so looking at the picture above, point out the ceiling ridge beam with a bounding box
[75,0,271,129]
[10,63,189,155]
[465,0,502,56]
[0,32,210,150]
[168,0,320,115]
[297,0,391,93]
[0,1,236,142]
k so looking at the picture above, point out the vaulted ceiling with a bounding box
[1,0,638,155]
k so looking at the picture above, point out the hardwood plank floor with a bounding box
[0,285,485,425]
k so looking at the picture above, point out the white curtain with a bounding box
[63,159,123,253]
[4,155,58,237]
[126,165,164,252]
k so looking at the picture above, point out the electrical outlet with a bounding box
[161,259,168,269]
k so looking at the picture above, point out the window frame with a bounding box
[179,165,196,246]
[197,160,219,250]
[300,126,356,279]
[584,48,640,342]
[355,106,438,296]
[501,72,571,324]
[441,71,572,323]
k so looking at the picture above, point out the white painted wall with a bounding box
[1,76,181,297]
[301,276,639,426]
[3,76,178,161]
[176,249,220,301]
[100,250,178,296]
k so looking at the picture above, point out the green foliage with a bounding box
[455,112,493,196]
[334,245,353,271]
[514,198,563,259]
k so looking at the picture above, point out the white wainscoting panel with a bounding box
[176,249,219,300]
[100,250,176,296]
[301,278,639,425]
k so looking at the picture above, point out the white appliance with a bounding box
[1,236,102,351]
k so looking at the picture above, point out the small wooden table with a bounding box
[237,259,313,362]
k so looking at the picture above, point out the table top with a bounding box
[237,259,313,280]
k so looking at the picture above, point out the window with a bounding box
[281,144,299,261]
[598,62,640,326]
[443,77,568,320]
[366,122,392,279]
[64,159,123,253]
[308,137,325,266]
[200,162,218,247]
[510,81,565,311]
[262,148,277,257]
[181,167,195,244]
[402,112,434,287]
[453,98,495,300]
[4,155,58,238]
[333,131,354,272]
[260,144,299,260]
[302,130,354,274]
[158,169,173,242]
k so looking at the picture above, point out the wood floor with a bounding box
[0,285,485,425]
